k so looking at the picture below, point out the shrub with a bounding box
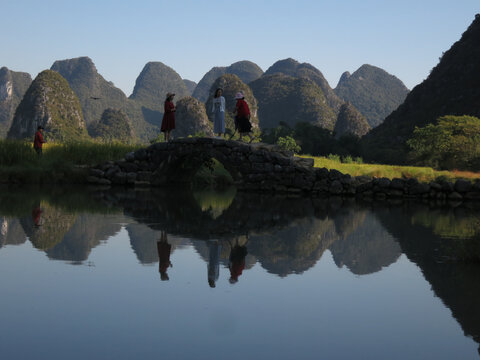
[407,115,480,171]
[327,154,341,162]
[276,136,301,153]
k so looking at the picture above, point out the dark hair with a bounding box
[37,126,44,130]
[214,88,223,98]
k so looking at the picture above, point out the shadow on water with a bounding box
[0,185,480,351]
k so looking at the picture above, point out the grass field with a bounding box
[0,140,140,184]
[301,155,480,183]
[2,139,480,185]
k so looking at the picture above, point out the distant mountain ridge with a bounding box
[51,57,170,141]
[334,64,409,128]
[129,61,190,108]
[51,57,128,128]
[0,67,32,138]
[2,56,411,144]
[183,79,197,95]
[193,60,263,102]
[250,74,336,130]
[362,14,480,164]
[264,58,343,114]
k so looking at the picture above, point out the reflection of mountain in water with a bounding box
[46,214,125,263]
[249,217,338,277]
[375,204,480,350]
[20,203,78,250]
[0,217,26,248]
[192,188,236,220]
[2,185,480,353]
[92,188,403,277]
[127,223,191,264]
[329,212,401,275]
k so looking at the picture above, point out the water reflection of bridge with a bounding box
[0,186,479,351]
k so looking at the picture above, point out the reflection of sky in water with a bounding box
[0,222,478,360]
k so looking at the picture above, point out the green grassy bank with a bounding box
[301,155,480,183]
[0,140,140,184]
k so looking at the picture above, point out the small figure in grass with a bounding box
[33,125,46,156]
[211,88,226,138]
[161,92,176,142]
[233,92,254,143]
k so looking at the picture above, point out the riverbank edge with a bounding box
[84,138,480,203]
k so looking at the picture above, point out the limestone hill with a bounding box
[0,67,32,138]
[264,58,343,114]
[362,14,480,164]
[90,108,135,143]
[51,57,128,127]
[8,70,88,142]
[174,97,213,138]
[129,61,190,109]
[193,61,263,102]
[335,64,409,128]
[334,102,371,138]
[249,74,336,130]
[183,79,197,95]
[51,57,153,142]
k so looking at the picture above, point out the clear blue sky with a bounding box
[2,0,479,95]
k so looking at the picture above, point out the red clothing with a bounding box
[229,259,245,281]
[32,207,42,226]
[34,131,45,149]
[157,241,172,274]
[235,99,250,118]
[161,100,176,132]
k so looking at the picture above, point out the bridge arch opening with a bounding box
[156,151,241,188]
[192,158,235,188]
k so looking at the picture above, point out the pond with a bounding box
[0,186,479,359]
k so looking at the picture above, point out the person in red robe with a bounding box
[161,93,176,142]
[229,240,248,284]
[233,92,254,143]
[32,204,42,227]
[33,126,46,155]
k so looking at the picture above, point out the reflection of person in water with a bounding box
[228,238,248,284]
[32,204,42,227]
[208,240,220,288]
[157,231,172,281]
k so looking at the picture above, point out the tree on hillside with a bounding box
[407,115,480,170]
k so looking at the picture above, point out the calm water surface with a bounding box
[0,186,479,359]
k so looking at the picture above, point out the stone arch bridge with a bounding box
[88,137,319,193]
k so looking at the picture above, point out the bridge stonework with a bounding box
[87,137,480,201]
[88,138,317,193]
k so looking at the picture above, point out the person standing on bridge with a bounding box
[212,88,225,138]
[161,92,176,142]
[233,92,254,143]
